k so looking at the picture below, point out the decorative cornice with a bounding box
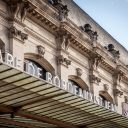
[4,0,128,81]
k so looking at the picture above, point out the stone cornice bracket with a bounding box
[48,0,69,21]
[90,75,101,84]
[5,0,34,22]
[56,29,72,51]
[113,88,123,97]
[89,52,103,71]
[9,26,28,41]
[37,45,45,57]
[57,55,71,68]
[113,67,124,86]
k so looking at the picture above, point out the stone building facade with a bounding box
[0,0,128,128]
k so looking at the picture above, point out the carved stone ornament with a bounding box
[90,75,101,84]
[76,68,83,77]
[57,30,71,51]
[124,96,128,103]
[9,26,28,41]
[113,69,123,86]
[81,24,98,42]
[37,45,45,57]
[6,0,30,22]
[114,89,123,97]
[89,54,102,71]
[57,55,71,67]
[48,0,69,21]
[107,44,120,59]
[104,84,109,91]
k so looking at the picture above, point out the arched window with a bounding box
[99,91,113,107]
[24,53,55,75]
[24,59,46,80]
[68,75,89,91]
[100,95,107,107]
[68,79,81,95]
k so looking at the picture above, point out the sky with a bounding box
[74,0,128,50]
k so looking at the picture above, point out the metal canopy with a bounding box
[0,62,128,128]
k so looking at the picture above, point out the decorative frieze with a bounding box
[57,55,71,67]
[9,26,28,41]
[37,45,45,57]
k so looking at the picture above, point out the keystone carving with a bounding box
[9,26,28,41]
[124,96,128,103]
[37,45,45,57]
[76,68,83,77]
[57,55,71,67]
[103,84,109,91]
[114,89,123,97]
[81,24,98,42]
[48,0,69,21]
[90,75,101,84]
[6,0,31,22]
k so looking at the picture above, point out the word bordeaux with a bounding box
[0,51,117,112]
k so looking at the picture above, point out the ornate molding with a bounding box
[5,0,128,83]
[57,55,71,67]
[9,26,28,41]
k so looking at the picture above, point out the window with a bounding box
[99,91,113,107]
[24,59,46,80]
[100,95,107,107]
[68,79,81,95]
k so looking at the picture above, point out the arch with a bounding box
[24,53,55,74]
[99,90,113,103]
[68,75,89,90]
[0,38,5,53]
